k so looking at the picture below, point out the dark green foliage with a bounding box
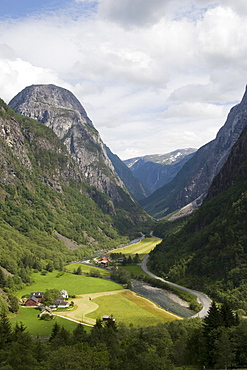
[1,311,247,369]
[42,289,61,306]
[0,99,151,292]
[149,126,247,309]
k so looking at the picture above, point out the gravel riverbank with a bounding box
[131,279,195,318]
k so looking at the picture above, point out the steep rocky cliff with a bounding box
[9,84,127,205]
[140,86,247,218]
[105,145,150,201]
[0,99,149,259]
[124,149,196,193]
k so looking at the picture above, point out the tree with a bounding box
[76,266,82,275]
[0,313,12,348]
[49,322,60,342]
[203,301,222,334]
[7,294,19,313]
[42,289,61,306]
[72,324,87,343]
[0,268,6,288]
[220,301,236,327]
[213,327,235,369]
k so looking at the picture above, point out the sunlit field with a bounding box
[110,237,162,260]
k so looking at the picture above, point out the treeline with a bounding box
[1,301,247,369]
[149,178,247,311]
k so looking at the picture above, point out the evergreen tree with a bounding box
[72,323,87,343]
[220,301,236,327]
[49,321,60,342]
[0,269,6,289]
[203,301,222,334]
[0,313,12,348]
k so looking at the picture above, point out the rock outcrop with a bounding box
[9,84,125,203]
[140,86,247,218]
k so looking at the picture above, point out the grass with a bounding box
[86,290,180,326]
[120,265,148,277]
[111,237,162,260]
[64,262,110,276]
[16,270,123,299]
[10,306,81,338]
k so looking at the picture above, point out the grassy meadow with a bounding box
[10,237,181,338]
[64,262,110,276]
[15,269,120,299]
[111,237,162,260]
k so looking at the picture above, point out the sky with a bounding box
[1,1,247,160]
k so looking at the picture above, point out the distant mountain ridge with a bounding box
[104,145,150,201]
[140,87,247,218]
[124,149,196,194]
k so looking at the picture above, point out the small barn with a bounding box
[25,296,39,306]
[102,315,116,322]
[30,292,44,303]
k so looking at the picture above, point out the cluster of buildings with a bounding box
[24,289,69,309]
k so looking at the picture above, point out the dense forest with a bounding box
[149,125,247,311]
[0,300,246,370]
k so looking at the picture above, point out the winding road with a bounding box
[141,255,212,318]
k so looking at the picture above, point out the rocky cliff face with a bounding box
[140,86,247,218]
[124,149,196,193]
[9,84,125,203]
[105,145,150,201]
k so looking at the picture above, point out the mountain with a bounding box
[124,149,196,193]
[104,145,150,201]
[0,98,150,291]
[140,87,247,218]
[149,124,247,308]
[9,84,130,208]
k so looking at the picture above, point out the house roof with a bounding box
[27,296,39,303]
[30,292,44,298]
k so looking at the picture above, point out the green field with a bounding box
[121,265,147,277]
[15,270,122,299]
[111,237,162,260]
[86,290,178,326]
[10,307,80,337]
[64,262,110,276]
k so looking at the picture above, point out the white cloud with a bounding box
[0,0,246,159]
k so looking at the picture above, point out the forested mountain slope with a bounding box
[140,87,247,218]
[0,99,149,292]
[149,124,247,310]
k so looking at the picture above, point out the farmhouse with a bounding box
[98,256,109,267]
[25,296,39,306]
[30,292,44,303]
[25,292,44,306]
[102,315,116,322]
[50,298,70,309]
[60,289,69,299]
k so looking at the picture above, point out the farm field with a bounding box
[64,262,110,276]
[15,270,121,299]
[10,307,80,337]
[110,237,162,260]
[84,290,180,326]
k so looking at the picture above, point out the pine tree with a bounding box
[220,301,236,327]
[203,301,222,334]
[0,313,12,348]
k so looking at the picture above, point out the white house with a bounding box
[60,289,69,299]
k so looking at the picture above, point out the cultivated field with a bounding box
[110,237,162,260]
[11,237,179,337]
